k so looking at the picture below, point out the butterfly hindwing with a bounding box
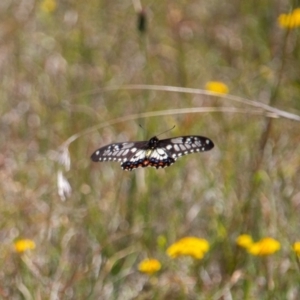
[91,135,214,171]
[121,147,176,171]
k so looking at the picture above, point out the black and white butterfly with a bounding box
[91,135,214,171]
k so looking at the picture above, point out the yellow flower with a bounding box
[40,0,57,13]
[248,237,280,256]
[14,239,36,253]
[236,234,253,249]
[166,237,210,259]
[293,241,300,256]
[278,8,300,29]
[138,258,161,275]
[205,81,229,94]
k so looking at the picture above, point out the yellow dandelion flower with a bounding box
[166,237,210,260]
[205,81,229,95]
[248,237,280,256]
[14,239,36,253]
[293,241,300,256]
[138,258,161,275]
[278,8,300,29]
[40,0,57,13]
[236,234,253,249]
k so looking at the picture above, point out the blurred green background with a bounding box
[1,0,300,299]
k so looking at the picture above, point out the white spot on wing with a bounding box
[132,150,146,161]
[174,145,180,151]
[171,138,183,143]
[121,143,134,149]
[156,148,168,158]
[117,150,124,156]
[179,144,186,151]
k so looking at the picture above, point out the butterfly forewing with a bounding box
[91,135,214,171]
[90,141,147,162]
[158,136,214,159]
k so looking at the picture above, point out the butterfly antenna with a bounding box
[156,125,176,137]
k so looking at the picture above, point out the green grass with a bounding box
[1,0,300,299]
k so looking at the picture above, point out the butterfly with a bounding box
[91,135,214,171]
